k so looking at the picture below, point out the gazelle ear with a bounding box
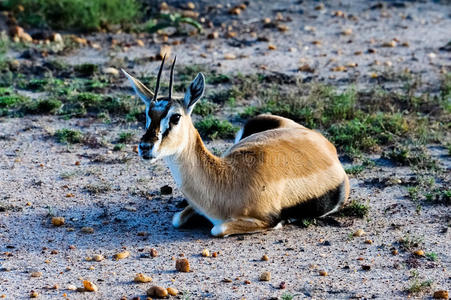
[121,69,154,104]
[184,73,205,114]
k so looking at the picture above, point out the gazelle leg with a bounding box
[172,205,197,228]
[211,217,270,237]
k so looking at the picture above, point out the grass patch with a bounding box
[337,199,369,218]
[117,131,134,144]
[345,159,375,175]
[398,234,424,252]
[0,87,30,115]
[406,271,433,296]
[5,0,141,32]
[195,117,238,139]
[113,143,125,151]
[424,189,451,206]
[54,128,83,144]
[383,146,440,170]
[425,252,438,261]
[328,113,408,156]
[239,80,448,158]
[143,12,202,35]
[21,98,62,114]
[193,99,219,116]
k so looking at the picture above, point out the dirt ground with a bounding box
[1,0,450,299]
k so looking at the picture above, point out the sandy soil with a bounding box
[1,0,450,299]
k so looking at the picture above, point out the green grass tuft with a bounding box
[54,128,83,144]
[193,100,219,116]
[338,199,369,218]
[117,132,134,144]
[195,117,238,140]
[5,0,141,32]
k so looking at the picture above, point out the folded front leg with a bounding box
[172,205,197,228]
[211,217,270,237]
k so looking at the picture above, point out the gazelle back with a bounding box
[123,57,350,237]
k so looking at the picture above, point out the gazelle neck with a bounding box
[163,122,227,195]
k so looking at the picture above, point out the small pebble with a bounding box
[81,227,94,234]
[134,273,152,283]
[268,44,277,50]
[353,229,365,237]
[30,271,42,277]
[160,185,172,195]
[364,239,373,244]
[279,281,286,289]
[82,280,98,292]
[212,252,218,258]
[244,280,251,284]
[319,270,328,276]
[66,285,76,291]
[175,258,190,272]
[147,286,168,298]
[382,41,397,47]
[414,249,425,256]
[433,290,449,299]
[207,32,219,39]
[113,250,130,260]
[201,249,210,257]
[51,217,65,227]
[361,265,371,271]
[261,254,269,261]
[392,249,399,255]
[30,291,38,298]
[259,271,271,281]
[167,287,178,296]
[150,248,158,257]
[93,254,104,262]
[224,53,236,60]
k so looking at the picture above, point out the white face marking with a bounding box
[145,105,151,129]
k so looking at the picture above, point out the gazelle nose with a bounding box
[139,142,151,151]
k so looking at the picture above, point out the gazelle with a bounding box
[122,56,350,237]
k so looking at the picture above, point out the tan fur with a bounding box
[123,68,350,237]
[167,114,349,236]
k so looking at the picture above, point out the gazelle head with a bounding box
[122,56,205,161]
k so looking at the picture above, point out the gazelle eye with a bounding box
[170,113,181,125]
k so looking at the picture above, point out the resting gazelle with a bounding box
[122,56,350,237]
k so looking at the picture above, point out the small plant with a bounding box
[195,117,237,139]
[118,132,135,144]
[193,99,218,116]
[113,143,125,151]
[338,199,370,218]
[281,293,294,300]
[406,271,433,295]
[54,128,83,144]
[407,186,419,201]
[144,12,202,34]
[398,234,424,251]
[22,98,62,114]
[425,252,438,261]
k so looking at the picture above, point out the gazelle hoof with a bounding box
[210,223,226,237]
[172,212,183,228]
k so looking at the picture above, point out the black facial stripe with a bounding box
[162,123,172,139]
